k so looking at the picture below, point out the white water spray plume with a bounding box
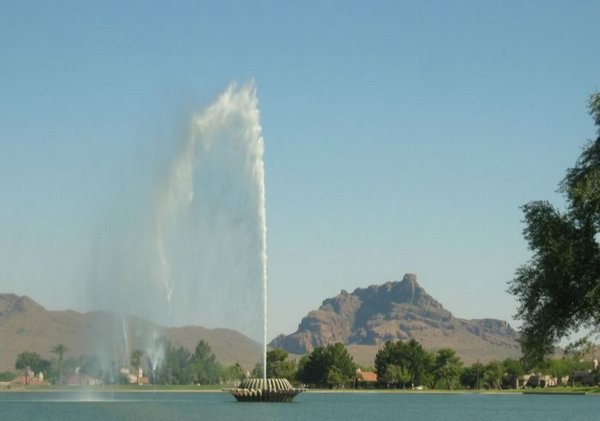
[89,82,268,377]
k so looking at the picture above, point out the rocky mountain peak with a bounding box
[270,274,520,363]
[351,273,444,314]
[402,272,418,287]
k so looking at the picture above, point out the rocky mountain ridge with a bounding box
[0,293,261,372]
[270,274,520,364]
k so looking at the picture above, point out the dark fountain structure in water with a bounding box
[226,378,303,402]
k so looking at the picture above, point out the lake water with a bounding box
[1,391,600,420]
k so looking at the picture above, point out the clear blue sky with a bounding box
[1,1,600,340]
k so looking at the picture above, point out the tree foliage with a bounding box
[12,336,599,389]
[375,339,433,388]
[509,92,600,365]
[15,351,50,384]
[155,342,193,385]
[251,349,297,380]
[459,360,485,390]
[266,348,296,380]
[51,344,68,385]
[484,360,504,390]
[380,364,411,388]
[221,363,245,384]
[150,339,224,385]
[501,358,524,388]
[190,340,222,384]
[432,348,463,389]
[563,337,595,360]
[296,343,357,388]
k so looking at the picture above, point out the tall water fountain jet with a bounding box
[88,82,273,389]
[155,81,267,377]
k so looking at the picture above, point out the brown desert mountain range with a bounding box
[270,274,521,365]
[0,274,519,372]
[0,293,261,373]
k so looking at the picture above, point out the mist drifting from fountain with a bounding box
[88,82,268,380]
[155,81,268,378]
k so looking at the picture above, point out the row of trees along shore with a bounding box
[289,338,598,389]
[3,339,242,386]
[3,337,598,389]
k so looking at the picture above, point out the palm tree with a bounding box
[51,344,68,385]
[130,349,144,385]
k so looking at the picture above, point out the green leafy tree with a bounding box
[221,363,245,384]
[266,348,296,380]
[155,342,193,385]
[380,364,412,388]
[15,351,49,384]
[375,339,433,388]
[539,358,570,379]
[251,362,263,378]
[191,340,222,384]
[326,343,357,388]
[296,355,308,381]
[404,339,434,387]
[433,348,463,389]
[564,337,595,360]
[460,360,485,390]
[537,354,592,386]
[15,353,30,384]
[147,339,226,386]
[51,344,68,385]
[501,358,524,388]
[130,349,144,384]
[325,366,341,386]
[296,347,327,387]
[509,92,600,365]
[484,360,504,390]
[296,343,357,388]
[375,341,399,385]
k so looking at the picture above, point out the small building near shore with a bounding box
[355,369,377,388]
[12,372,47,386]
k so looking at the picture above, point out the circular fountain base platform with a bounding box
[225,378,303,402]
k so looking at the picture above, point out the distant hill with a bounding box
[270,274,520,365]
[0,293,261,372]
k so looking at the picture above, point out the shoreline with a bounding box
[1,385,597,395]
